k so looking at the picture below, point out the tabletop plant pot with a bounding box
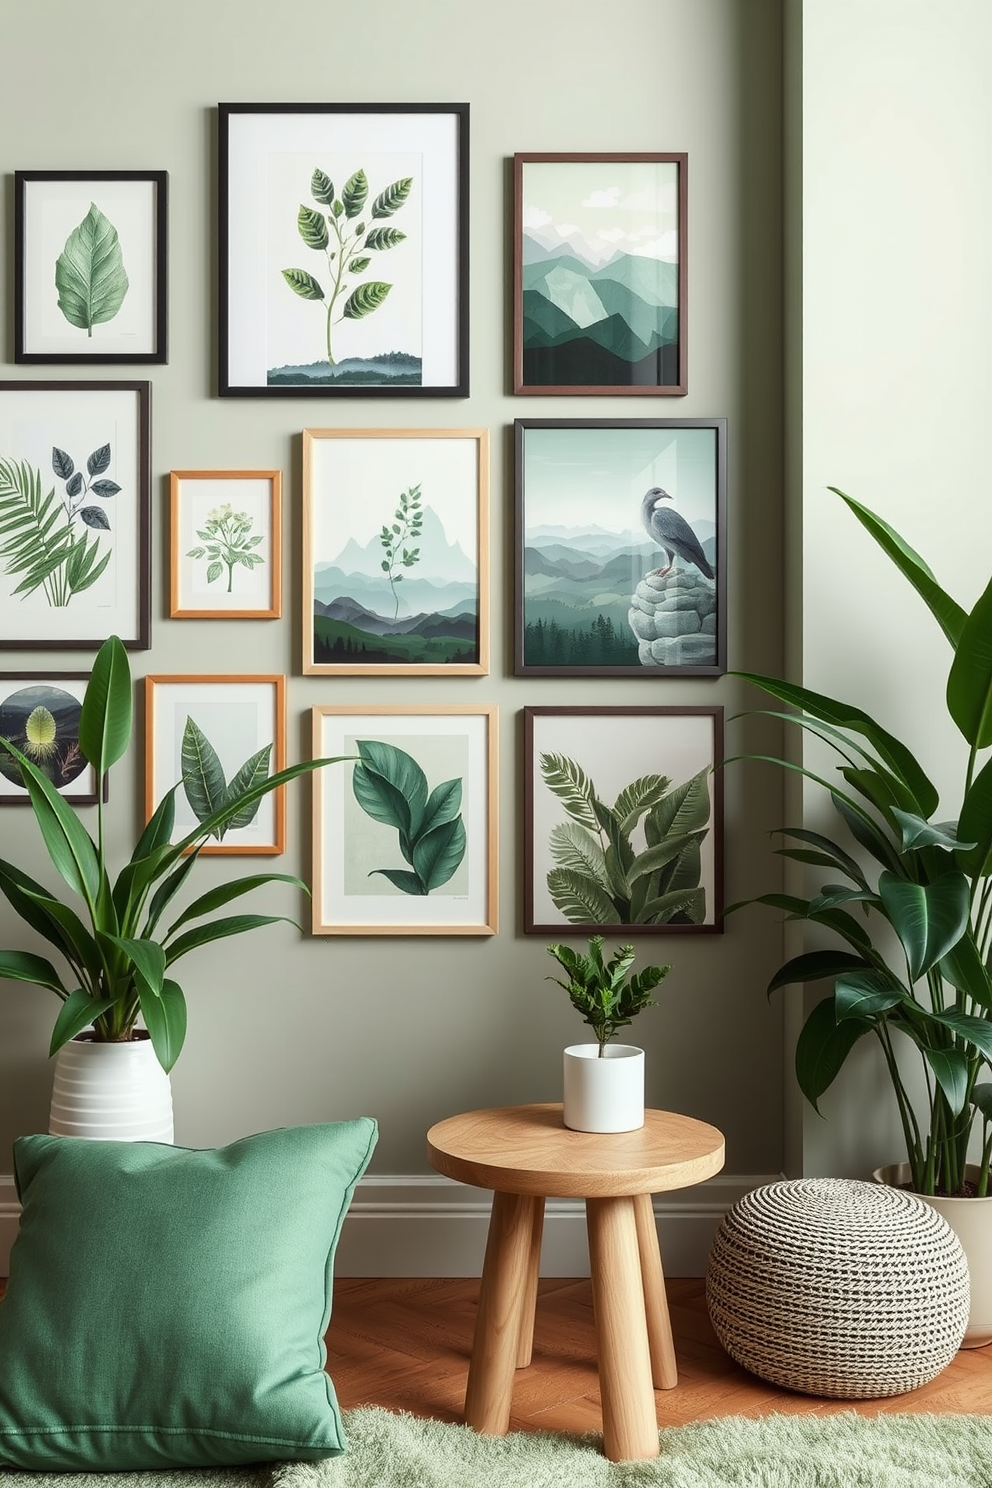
[874,1162,992,1348]
[563,1042,645,1133]
[49,1032,173,1143]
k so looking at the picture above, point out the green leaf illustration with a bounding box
[281,268,325,301]
[365,226,406,251]
[343,281,392,320]
[54,203,129,336]
[547,868,617,925]
[352,741,465,897]
[311,168,335,205]
[342,169,369,219]
[371,178,413,219]
[181,719,228,832]
[413,816,466,892]
[224,745,272,832]
[297,205,329,250]
[539,752,600,831]
[348,256,371,272]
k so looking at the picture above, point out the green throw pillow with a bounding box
[0,1120,377,1471]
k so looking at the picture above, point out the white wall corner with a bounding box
[0,1171,782,1280]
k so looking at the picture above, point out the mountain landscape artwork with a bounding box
[305,431,486,674]
[517,421,724,676]
[515,155,685,393]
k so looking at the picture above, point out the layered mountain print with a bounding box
[523,520,717,669]
[313,503,479,667]
[521,224,679,388]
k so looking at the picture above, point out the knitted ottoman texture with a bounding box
[705,1178,970,1399]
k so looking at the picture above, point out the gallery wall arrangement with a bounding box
[0,102,727,945]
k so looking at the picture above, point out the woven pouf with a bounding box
[705,1178,969,1399]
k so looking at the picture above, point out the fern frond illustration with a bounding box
[539,752,710,925]
[0,451,116,608]
[282,165,413,367]
[351,739,465,895]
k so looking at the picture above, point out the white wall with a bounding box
[0,0,787,1273]
[795,0,992,1175]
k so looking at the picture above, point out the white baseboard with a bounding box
[0,1171,780,1279]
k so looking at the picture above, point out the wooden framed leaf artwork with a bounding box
[219,104,469,397]
[302,428,488,674]
[144,674,286,856]
[311,704,498,935]
[0,381,151,650]
[523,705,723,935]
[14,171,168,364]
[0,673,107,805]
[513,153,686,395]
[170,470,282,619]
[515,418,726,676]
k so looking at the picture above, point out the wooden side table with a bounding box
[426,1102,725,1462]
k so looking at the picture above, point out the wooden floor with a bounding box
[327,1277,992,1429]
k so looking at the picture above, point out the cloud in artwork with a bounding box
[523,205,552,229]
[582,186,622,209]
[621,183,679,213]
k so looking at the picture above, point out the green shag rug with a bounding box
[3,1408,992,1488]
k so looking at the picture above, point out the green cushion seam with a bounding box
[0,1426,344,1446]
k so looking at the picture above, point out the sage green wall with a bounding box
[794,0,992,1176]
[0,0,786,1178]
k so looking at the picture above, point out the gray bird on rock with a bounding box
[640,486,714,579]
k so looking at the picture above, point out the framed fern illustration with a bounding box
[0,381,151,650]
[14,171,167,364]
[523,705,723,935]
[311,704,497,935]
[144,674,286,856]
[219,104,469,397]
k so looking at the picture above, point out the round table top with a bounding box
[426,1103,725,1199]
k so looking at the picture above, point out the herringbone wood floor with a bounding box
[326,1277,992,1428]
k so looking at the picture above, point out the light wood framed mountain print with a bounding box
[513,153,686,395]
[312,704,498,936]
[303,428,489,675]
[15,171,168,364]
[170,470,282,619]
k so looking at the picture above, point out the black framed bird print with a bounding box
[513,418,727,677]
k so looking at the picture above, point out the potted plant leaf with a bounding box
[732,487,992,1343]
[0,635,349,1141]
[546,936,670,1133]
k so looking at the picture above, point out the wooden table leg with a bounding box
[586,1195,659,1462]
[516,1196,545,1368]
[464,1190,539,1435]
[633,1191,678,1390]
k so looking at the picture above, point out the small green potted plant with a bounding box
[546,936,670,1132]
[0,635,350,1141]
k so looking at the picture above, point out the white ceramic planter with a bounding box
[874,1163,992,1349]
[49,1035,174,1143]
[562,1043,645,1133]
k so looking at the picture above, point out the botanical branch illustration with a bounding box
[186,503,264,593]
[379,483,423,618]
[351,739,465,896]
[55,203,129,336]
[180,717,271,842]
[539,752,710,925]
[282,166,412,366]
[0,446,118,608]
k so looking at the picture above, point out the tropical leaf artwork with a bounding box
[180,717,271,842]
[55,203,129,336]
[0,443,118,608]
[351,739,465,895]
[276,165,417,385]
[539,752,710,925]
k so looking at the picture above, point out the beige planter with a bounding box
[49,1034,174,1143]
[874,1163,992,1349]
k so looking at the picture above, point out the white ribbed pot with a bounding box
[49,1034,174,1143]
[562,1043,645,1133]
[874,1163,992,1349]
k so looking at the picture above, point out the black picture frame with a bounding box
[0,381,151,650]
[14,171,168,365]
[514,418,727,677]
[218,103,469,398]
[523,704,724,935]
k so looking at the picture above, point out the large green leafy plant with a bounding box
[735,489,992,1197]
[0,636,347,1073]
[546,936,670,1056]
